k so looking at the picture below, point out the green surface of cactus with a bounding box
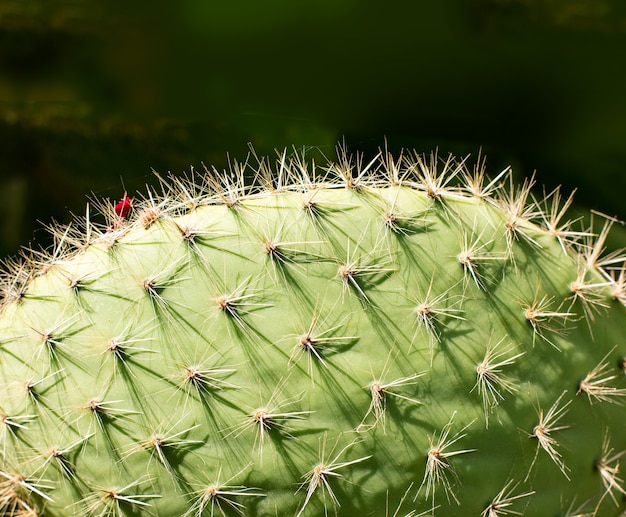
[1,148,625,516]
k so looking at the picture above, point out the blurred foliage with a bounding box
[1,0,626,256]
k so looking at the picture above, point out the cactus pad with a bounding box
[1,147,625,516]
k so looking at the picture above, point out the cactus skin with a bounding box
[1,148,625,517]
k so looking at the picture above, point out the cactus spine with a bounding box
[1,147,625,516]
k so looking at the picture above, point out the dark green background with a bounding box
[1,0,626,258]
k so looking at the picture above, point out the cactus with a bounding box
[1,146,625,517]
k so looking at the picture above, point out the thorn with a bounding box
[563,497,594,517]
[296,437,371,517]
[411,280,465,352]
[497,173,542,257]
[250,406,311,449]
[595,433,626,509]
[337,239,393,303]
[380,187,429,235]
[102,331,153,379]
[289,312,357,382]
[42,435,92,481]
[579,217,626,274]
[78,478,160,516]
[378,142,410,187]
[608,263,626,306]
[0,470,54,503]
[462,152,509,200]
[181,365,237,394]
[568,266,611,325]
[0,413,34,432]
[82,398,137,431]
[213,277,271,331]
[140,257,188,311]
[136,188,167,228]
[0,413,34,459]
[328,143,380,190]
[481,480,534,517]
[185,466,265,517]
[204,155,249,208]
[22,370,64,406]
[526,391,571,480]
[0,258,31,305]
[405,151,463,202]
[358,372,424,433]
[534,186,589,254]
[522,293,575,349]
[458,230,506,291]
[417,413,476,507]
[386,482,438,517]
[223,380,310,456]
[29,313,82,365]
[135,424,202,477]
[578,347,626,404]
[472,338,524,426]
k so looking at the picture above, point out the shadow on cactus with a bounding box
[1,145,625,516]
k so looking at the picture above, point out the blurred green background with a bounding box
[1,0,626,258]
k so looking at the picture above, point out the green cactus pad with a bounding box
[1,148,625,516]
